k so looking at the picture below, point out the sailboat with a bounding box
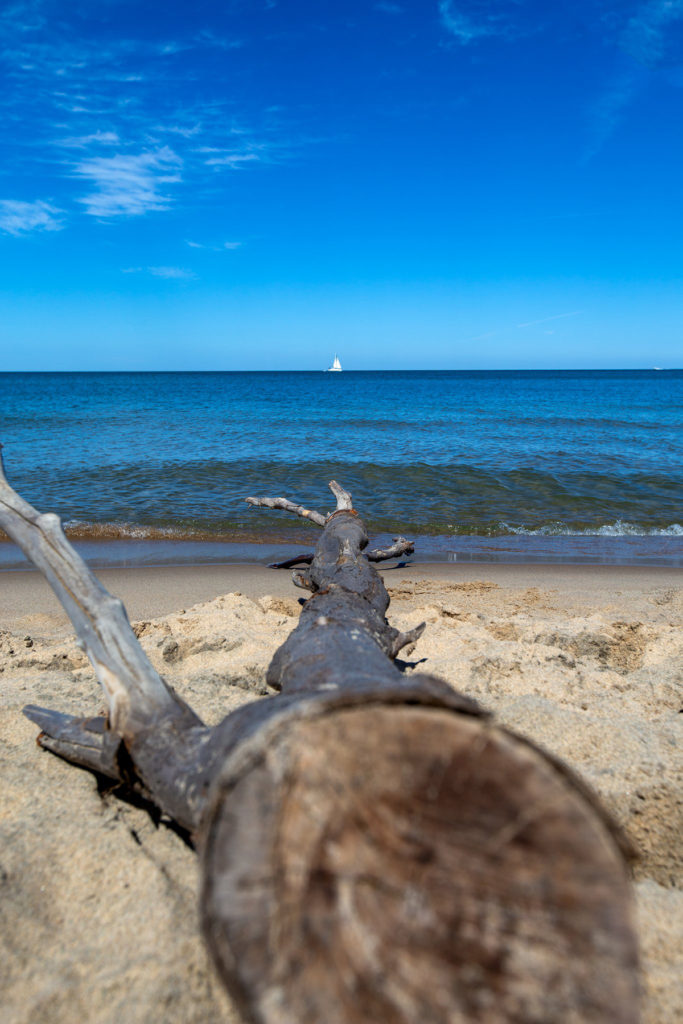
[327,354,342,372]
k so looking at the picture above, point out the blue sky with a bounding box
[1,0,681,369]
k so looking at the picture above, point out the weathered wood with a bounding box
[245,494,327,526]
[0,445,211,829]
[0,457,639,1023]
[202,704,638,1024]
[268,535,415,569]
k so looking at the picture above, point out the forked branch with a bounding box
[246,478,355,530]
[0,445,207,829]
[0,445,192,738]
[244,494,326,527]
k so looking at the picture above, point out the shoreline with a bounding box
[0,530,681,576]
[1,559,680,629]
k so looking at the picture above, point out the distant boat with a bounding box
[327,354,342,372]
[653,366,663,370]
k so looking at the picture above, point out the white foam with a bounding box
[63,519,187,540]
[497,521,683,538]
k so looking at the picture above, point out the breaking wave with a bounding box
[497,521,683,538]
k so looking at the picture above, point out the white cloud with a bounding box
[155,123,203,138]
[156,33,242,57]
[0,10,297,233]
[122,265,196,279]
[202,150,261,168]
[0,198,63,235]
[148,265,195,279]
[185,239,242,251]
[56,130,120,148]
[438,0,521,45]
[439,1,491,43]
[74,146,182,217]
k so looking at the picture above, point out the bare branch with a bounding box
[24,705,123,780]
[328,479,353,511]
[389,621,426,658]
[268,553,314,569]
[0,446,197,738]
[247,481,351,528]
[245,495,326,527]
[368,536,415,562]
[268,536,414,570]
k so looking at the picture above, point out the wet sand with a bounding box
[1,560,680,627]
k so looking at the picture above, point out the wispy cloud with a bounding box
[439,1,491,44]
[186,239,242,251]
[0,0,45,35]
[459,311,582,345]
[122,265,196,280]
[56,130,120,148]
[199,145,265,169]
[154,122,203,138]
[204,153,260,168]
[586,69,641,158]
[193,29,243,52]
[0,7,311,233]
[0,198,63,235]
[438,0,522,45]
[156,32,242,57]
[587,1,683,158]
[376,2,403,13]
[74,147,182,217]
[148,265,195,279]
[620,0,683,68]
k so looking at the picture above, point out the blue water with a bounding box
[1,370,681,566]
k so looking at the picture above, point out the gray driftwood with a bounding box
[0,450,639,1024]
[267,535,415,569]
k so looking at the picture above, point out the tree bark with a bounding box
[0,454,639,1023]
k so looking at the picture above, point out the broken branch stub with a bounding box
[2,455,639,1024]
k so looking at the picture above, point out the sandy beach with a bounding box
[0,561,680,1023]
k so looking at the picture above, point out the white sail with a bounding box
[327,354,342,372]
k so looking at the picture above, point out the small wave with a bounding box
[496,521,683,538]
[64,520,219,542]
[60,519,311,545]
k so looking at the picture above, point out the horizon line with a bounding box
[0,367,679,374]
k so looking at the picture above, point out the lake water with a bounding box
[1,370,681,567]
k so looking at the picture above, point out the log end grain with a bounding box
[200,704,639,1024]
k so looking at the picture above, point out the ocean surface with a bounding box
[1,370,681,568]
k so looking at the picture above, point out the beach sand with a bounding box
[0,562,680,1023]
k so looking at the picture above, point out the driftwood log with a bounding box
[0,451,639,1024]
